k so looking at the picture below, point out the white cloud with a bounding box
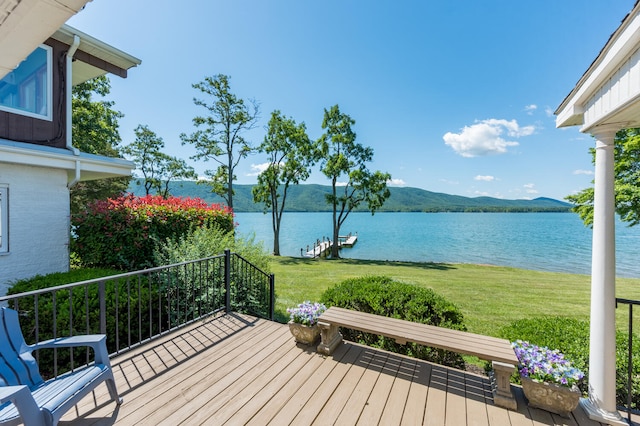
[524,183,539,194]
[443,118,535,157]
[247,162,272,177]
[573,169,594,176]
[473,190,504,199]
[388,178,406,186]
[474,175,495,182]
[545,106,554,117]
[524,104,537,115]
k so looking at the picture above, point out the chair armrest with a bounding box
[31,335,111,365]
[0,385,42,426]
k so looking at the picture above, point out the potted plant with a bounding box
[512,340,584,417]
[287,301,327,345]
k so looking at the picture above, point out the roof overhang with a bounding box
[52,24,141,85]
[556,2,640,132]
[0,139,134,182]
[0,0,91,80]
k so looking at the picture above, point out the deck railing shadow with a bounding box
[339,343,494,404]
[70,312,261,419]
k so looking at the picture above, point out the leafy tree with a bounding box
[156,156,197,198]
[123,124,197,197]
[180,74,260,211]
[318,104,391,258]
[252,111,318,255]
[70,76,129,214]
[566,128,640,227]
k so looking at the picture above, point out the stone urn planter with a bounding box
[521,376,581,417]
[288,321,320,345]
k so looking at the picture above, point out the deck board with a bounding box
[55,313,618,426]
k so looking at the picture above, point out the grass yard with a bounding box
[270,256,640,337]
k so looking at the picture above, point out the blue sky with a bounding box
[67,1,635,201]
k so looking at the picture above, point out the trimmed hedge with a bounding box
[320,276,466,369]
[72,194,234,270]
[499,316,640,409]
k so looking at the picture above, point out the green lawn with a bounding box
[270,256,640,337]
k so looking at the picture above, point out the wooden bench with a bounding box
[316,306,518,410]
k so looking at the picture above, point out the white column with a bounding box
[580,124,625,425]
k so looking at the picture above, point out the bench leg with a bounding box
[317,323,342,355]
[491,361,517,410]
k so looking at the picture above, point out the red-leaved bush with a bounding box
[72,194,234,270]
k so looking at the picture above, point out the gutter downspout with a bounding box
[66,35,81,188]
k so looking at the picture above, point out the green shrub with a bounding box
[320,276,466,369]
[72,194,234,270]
[500,316,640,409]
[154,226,272,319]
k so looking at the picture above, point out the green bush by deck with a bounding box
[320,275,467,369]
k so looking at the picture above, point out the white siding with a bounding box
[0,163,70,295]
[584,45,640,128]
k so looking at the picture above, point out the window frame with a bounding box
[0,44,53,121]
[0,184,8,254]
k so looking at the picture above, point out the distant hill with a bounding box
[128,180,573,213]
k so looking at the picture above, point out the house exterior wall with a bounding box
[0,163,70,295]
[0,38,68,149]
[583,43,640,129]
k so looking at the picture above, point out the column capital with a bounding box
[589,123,626,145]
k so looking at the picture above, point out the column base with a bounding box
[579,398,627,426]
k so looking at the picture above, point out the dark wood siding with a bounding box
[0,38,67,148]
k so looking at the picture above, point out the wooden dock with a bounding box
[302,239,332,258]
[302,233,358,258]
[338,233,358,247]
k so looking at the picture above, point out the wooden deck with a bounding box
[58,313,614,425]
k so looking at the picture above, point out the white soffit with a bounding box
[556,2,640,130]
[52,24,141,85]
[0,0,91,80]
[0,139,134,181]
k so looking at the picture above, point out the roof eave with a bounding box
[0,139,134,182]
[556,2,640,129]
[0,0,92,80]
[52,24,142,72]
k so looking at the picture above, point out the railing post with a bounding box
[627,303,633,423]
[99,280,106,335]
[269,273,275,321]
[225,249,231,313]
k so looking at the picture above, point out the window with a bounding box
[0,185,7,254]
[0,45,52,120]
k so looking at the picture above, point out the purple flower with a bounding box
[287,301,327,326]
[512,340,584,388]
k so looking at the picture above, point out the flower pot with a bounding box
[521,376,581,417]
[288,321,320,345]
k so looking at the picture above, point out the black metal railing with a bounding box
[616,297,640,422]
[0,249,274,378]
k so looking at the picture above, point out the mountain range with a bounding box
[128,180,573,213]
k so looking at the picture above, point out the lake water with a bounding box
[234,212,640,278]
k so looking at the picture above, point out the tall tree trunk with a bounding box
[331,181,340,258]
[272,205,281,256]
[227,153,234,211]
